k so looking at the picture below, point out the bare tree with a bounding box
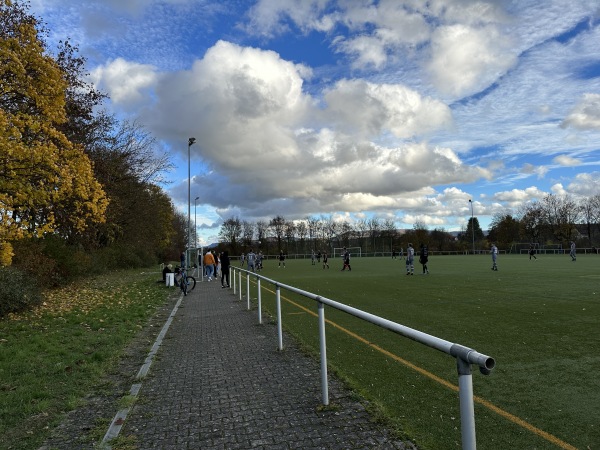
[242,221,255,248]
[285,220,296,253]
[579,194,600,246]
[256,220,268,253]
[356,218,369,252]
[269,215,286,252]
[218,216,242,252]
[296,220,308,253]
[306,216,319,251]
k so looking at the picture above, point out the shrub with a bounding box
[0,266,41,317]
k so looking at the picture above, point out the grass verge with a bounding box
[0,268,173,450]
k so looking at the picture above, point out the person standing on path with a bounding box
[405,243,414,275]
[203,250,216,281]
[220,251,231,288]
[491,243,499,271]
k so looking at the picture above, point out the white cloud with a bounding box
[553,154,582,167]
[561,93,600,130]
[567,172,600,196]
[322,79,453,139]
[90,58,159,108]
[427,24,518,98]
[492,186,546,206]
[142,40,490,220]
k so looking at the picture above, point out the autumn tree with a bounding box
[0,1,107,265]
[541,194,580,242]
[488,213,520,249]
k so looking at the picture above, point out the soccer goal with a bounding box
[333,247,362,258]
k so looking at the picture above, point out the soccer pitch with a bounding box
[241,254,599,449]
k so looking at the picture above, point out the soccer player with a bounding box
[405,243,415,275]
[278,250,286,268]
[491,243,498,271]
[419,244,429,274]
[322,252,329,269]
[246,249,256,272]
[528,244,537,260]
[341,247,351,271]
[569,241,576,261]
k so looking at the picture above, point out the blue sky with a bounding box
[30,0,600,245]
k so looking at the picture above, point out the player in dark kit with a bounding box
[341,247,351,271]
[419,244,429,274]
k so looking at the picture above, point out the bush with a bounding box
[0,266,41,317]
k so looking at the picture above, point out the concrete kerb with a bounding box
[100,292,184,448]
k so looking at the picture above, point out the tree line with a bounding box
[1,0,185,307]
[217,193,600,256]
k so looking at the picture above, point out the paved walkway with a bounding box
[112,276,416,449]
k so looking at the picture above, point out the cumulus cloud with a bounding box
[427,24,517,97]
[492,186,546,206]
[89,58,159,108]
[143,40,489,220]
[566,172,600,196]
[560,93,600,130]
[552,154,582,166]
[322,79,453,139]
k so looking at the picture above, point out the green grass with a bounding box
[0,269,171,450]
[241,254,600,450]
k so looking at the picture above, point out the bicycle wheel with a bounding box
[186,276,196,291]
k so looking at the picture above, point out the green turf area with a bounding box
[238,254,599,450]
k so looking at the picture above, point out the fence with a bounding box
[230,266,496,450]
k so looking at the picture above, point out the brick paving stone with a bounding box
[121,278,417,449]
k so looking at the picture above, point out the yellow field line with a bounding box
[249,281,577,450]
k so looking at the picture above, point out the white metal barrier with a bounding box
[230,266,495,450]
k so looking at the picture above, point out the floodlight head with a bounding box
[188,137,196,146]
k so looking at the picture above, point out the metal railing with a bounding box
[230,266,495,450]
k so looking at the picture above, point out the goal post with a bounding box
[333,247,362,258]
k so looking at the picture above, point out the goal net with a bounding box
[333,247,362,258]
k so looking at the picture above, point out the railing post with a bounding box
[257,276,262,324]
[238,270,242,300]
[318,300,329,405]
[276,285,283,350]
[246,273,250,310]
[457,357,477,450]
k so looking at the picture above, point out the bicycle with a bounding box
[175,266,196,295]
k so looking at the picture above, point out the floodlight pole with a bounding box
[469,199,475,255]
[187,137,196,267]
[194,196,200,248]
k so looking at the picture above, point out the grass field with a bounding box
[237,253,599,450]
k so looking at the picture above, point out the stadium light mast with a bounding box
[187,137,196,267]
[469,199,475,255]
